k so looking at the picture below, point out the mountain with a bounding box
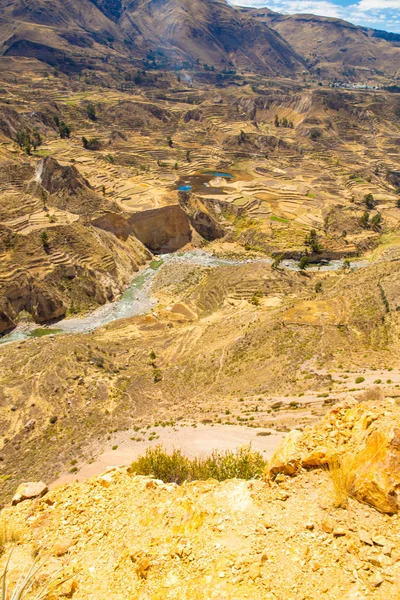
[239,7,400,80]
[0,0,305,75]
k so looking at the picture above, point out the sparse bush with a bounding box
[355,377,365,384]
[359,387,383,402]
[153,369,162,383]
[129,444,265,484]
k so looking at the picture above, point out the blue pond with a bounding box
[204,171,233,178]
[178,185,193,192]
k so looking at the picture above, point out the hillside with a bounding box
[240,7,400,81]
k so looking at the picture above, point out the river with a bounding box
[0,250,369,345]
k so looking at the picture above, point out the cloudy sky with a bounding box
[231,0,400,33]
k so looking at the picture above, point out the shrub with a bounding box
[129,445,265,484]
[82,137,101,151]
[355,377,365,384]
[298,255,309,270]
[364,193,375,209]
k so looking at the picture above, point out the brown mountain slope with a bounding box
[240,7,400,80]
[119,0,305,73]
[0,0,305,74]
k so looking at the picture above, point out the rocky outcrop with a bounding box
[178,192,225,241]
[129,205,192,252]
[37,157,92,196]
[264,397,400,514]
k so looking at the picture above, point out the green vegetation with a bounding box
[355,377,365,384]
[270,215,289,224]
[364,193,375,209]
[29,328,63,338]
[129,445,265,484]
[16,128,42,154]
[86,102,97,121]
[305,229,322,254]
[82,137,101,151]
[299,255,309,270]
[40,230,49,253]
[250,291,263,306]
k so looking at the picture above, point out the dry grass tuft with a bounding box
[320,455,356,508]
[0,520,20,555]
[358,387,383,403]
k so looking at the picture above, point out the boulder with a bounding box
[349,428,400,514]
[265,429,303,478]
[12,481,48,505]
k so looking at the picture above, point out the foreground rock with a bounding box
[265,397,400,513]
[1,457,400,599]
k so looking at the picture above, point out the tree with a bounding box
[371,212,382,232]
[305,229,322,254]
[299,256,309,271]
[31,128,42,151]
[167,137,173,148]
[359,211,370,229]
[40,231,50,253]
[364,193,375,209]
[59,122,71,139]
[87,103,97,121]
[274,114,280,127]
[16,129,32,155]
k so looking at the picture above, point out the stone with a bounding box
[369,572,383,588]
[54,538,75,557]
[248,563,261,580]
[321,517,335,534]
[24,419,36,432]
[12,481,48,505]
[358,530,373,545]
[302,447,338,468]
[265,430,303,478]
[333,527,346,537]
[372,534,388,547]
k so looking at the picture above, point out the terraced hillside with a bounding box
[0,56,399,505]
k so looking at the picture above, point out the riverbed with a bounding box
[0,250,369,345]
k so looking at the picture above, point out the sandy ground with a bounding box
[52,424,284,487]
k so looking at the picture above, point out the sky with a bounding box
[231,0,400,33]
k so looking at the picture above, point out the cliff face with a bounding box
[0,157,152,335]
[1,397,399,599]
[129,204,192,252]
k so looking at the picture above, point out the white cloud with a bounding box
[231,0,400,32]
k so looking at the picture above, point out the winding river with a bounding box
[0,250,369,345]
